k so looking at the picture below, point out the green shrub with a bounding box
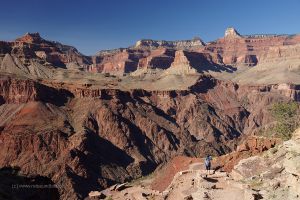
[270,102,299,140]
[271,102,298,121]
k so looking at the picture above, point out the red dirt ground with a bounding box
[150,156,202,192]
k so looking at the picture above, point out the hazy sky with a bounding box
[0,0,299,55]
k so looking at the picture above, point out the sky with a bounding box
[0,0,299,55]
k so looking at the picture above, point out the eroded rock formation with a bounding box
[231,129,300,199]
[0,73,299,199]
[2,29,300,78]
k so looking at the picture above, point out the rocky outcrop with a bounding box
[165,50,220,74]
[256,43,300,70]
[90,49,146,74]
[0,78,37,104]
[16,32,44,43]
[0,77,73,105]
[224,27,242,39]
[204,28,300,67]
[217,136,281,172]
[165,50,198,74]
[271,83,300,101]
[0,32,91,73]
[134,37,205,49]
[137,48,175,70]
[231,128,300,199]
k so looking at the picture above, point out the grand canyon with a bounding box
[0,27,300,200]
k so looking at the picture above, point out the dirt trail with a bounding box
[165,163,248,200]
[98,162,257,200]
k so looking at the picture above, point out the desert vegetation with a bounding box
[270,101,299,140]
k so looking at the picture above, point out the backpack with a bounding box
[205,157,211,166]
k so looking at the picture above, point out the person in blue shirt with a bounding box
[205,155,212,175]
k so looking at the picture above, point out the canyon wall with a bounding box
[2,29,300,77]
[0,75,299,199]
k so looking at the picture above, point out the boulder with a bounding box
[115,183,129,191]
[88,191,106,199]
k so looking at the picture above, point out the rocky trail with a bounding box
[164,168,250,200]
[90,162,259,200]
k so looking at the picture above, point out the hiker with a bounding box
[205,155,212,175]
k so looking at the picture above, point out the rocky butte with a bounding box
[0,28,299,199]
